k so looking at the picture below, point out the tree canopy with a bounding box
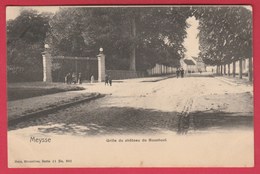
[194,6,252,65]
[46,7,190,71]
[7,6,253,82]
[7,9,52,82]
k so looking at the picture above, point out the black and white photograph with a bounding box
[7,5,253,167]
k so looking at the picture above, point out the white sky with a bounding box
[7,6,200,58]
[184,16,200,58]
[6,6,59,20]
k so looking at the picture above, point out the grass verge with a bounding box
[8,82,85,101]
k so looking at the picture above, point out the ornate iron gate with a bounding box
[51,56,98,82]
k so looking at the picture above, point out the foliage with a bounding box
[7,9,52,82]
[194,7,252,65]
[47,7,189,71]
[8,6,252,82]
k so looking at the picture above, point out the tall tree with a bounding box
[194,7,252,66]
[47,7,190,71]
[7,9,52,82]
[136,7,189,69]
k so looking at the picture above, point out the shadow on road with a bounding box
[184,73,214,78]
[192,111,253,130]
[177,111,253,134]
[9,107,179,135]
[9,106,253,136]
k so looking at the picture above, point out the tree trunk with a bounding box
[224,64,226,75]
[228,63,230,76]
[239,59,243,79]
[75,60,78,75]
[129,17,136,71]
[129,48,136,71]
[248,57,253,82]
[220,64,223,75]
[233,61,236,77]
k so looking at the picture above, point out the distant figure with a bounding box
[105,74,109,86]
[180,68,184,78]
[72,72,77,84]
[65,73,69,84]
[108,75,112,86]
[90,75,95,83]
[176,68,180,78]
[78,73,82,84]
[65,73,71,84]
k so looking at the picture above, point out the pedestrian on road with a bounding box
[105,74,109,86]
[78,73,82,84]
[181,68,184,78]
[176,68,180,78]
[65,73,69,84]
[65,73,72,84]
[90,75,95,83]
[108,75,112,86]
[72,72,77,84]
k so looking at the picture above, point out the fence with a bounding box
[51,58,98,82]
[147,64,176,76]
[106,70,146,80]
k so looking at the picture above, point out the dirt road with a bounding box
[8,75,254,167]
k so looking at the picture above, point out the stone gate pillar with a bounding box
[42,44,52,82]
[97,49,105,82]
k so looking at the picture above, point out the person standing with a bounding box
[181,68,184,78]
[72,72,77,84]
[78,73,82,84]
[65,73,70,84]
[105,74,109,86]
[90,75,94,83]
[176,68,180,78]
[108,75,112,86]
[66,73,72,84]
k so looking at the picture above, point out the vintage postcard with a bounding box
[6,5,253,167]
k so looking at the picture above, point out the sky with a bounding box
[6,6,200,58]
[183,16,200,58]
[6,6,59,20]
